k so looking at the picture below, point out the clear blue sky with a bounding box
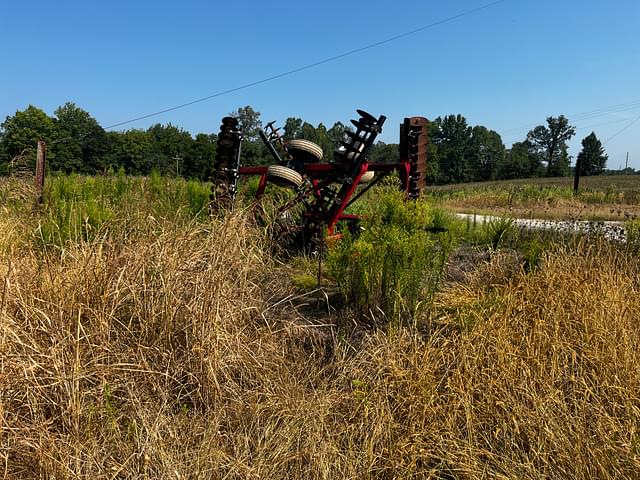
[1,0,639,168]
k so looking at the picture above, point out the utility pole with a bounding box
[625,152,629,174]
[173,155,182,177]
[573,152,581,194]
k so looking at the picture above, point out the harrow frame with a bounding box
[211,109,429,243]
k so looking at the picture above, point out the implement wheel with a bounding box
[267,165,303,189]
[286,139,323,163]
[359,171,374,184]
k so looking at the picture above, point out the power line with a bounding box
[499,98,640,136]
[48,0,507,146]
[603,114,640,145]
[501,111,639,152]
[100,0,506,131]
[502,115,639,144]
[568,100,640,122]
[575,117,634,132]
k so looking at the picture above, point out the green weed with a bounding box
[483,217,517,250]
[328,191,452,326]
[31,174,213,248]
[626,220,640,255]
[523,237,546,272]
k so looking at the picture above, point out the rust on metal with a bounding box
[210,109,431,250]
[263,121,293,166]
[400,117,429,200]
[211,117,242,210]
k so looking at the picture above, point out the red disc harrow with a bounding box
[211,109,429,246]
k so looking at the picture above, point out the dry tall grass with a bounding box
[436,196,640,222]
[2,211,640,478]
[425,175,640,221]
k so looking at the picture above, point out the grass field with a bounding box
[426,174,640,221]
[2,174,640,478]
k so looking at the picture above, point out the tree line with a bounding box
[0,102,612,183]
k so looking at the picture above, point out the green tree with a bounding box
[282,119,349,161]
[299,121,318,143]
[424,122,441,184]
[186,133,216,179]
[147,123,194,175]
[468,126,505,181]
[300,122,334,160]
[0,138,6,175]
[368,142,399,164]
[0,105,57,172]
[327,121,348,148]
[54,102,108,173]
[105,129,152,174]
[526,116,575,177]
[431,114,473,184]
[425,143,441,184]
[496,141,543,179]
[315,123,334,160]
[231,105,262,141]
[283,117,303,140]
[576,132,607,176]
[229,106,270,166]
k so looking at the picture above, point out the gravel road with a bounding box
[456,213,628,242]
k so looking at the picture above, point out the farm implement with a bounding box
[211,109,428,247]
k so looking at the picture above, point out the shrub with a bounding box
[523,237,546,272]
[626,219,640,255]
[34,174,214,249]
[37,197,115,247]
[328,191,452,326]
[482,217,517,250]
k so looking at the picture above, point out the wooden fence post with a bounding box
[573,154,582,195]
[35,140,46,204]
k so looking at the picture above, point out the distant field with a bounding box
[426,174,640,192]
[425,175,640,220]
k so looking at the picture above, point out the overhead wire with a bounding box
[501,107,640,146]
[574,117,635,132]
[499,98,640,136]
[102,0,506,131]
[603,114,640,145]
[50,0,506,145]
[38,0,638,154]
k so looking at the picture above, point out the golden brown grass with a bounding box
[426,175,640,221]
[439,197,640,222]
[2,210,640,478]
[428,174,640,194]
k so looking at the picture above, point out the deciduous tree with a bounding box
[283,117,303,141]
[147,123,194,175]
[526,116,575,177]
[496,141,543,179]
[231,105,262,142]
[106,129,152,174]
[54,102,108,173]
[186,133,216,179]
[0,105,57,171]
[468,126,505,181]
[431,115,473,184]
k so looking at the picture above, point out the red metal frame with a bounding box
[238,158,412,235]
[211,111,428,250]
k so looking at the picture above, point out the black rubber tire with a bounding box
[267,165,304,189]
[286,139,323,162]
